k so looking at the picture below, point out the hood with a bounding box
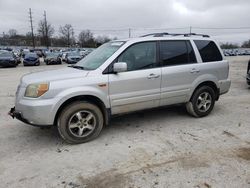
[0,57,15,61]
[21,67,89,86]
[68,56,81,59]
[45,57,57,60]
[24,56,38,61]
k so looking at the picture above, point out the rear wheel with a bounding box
[57,101,104,144]
[186,86,216,117]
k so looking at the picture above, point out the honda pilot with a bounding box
[9,33,231,144]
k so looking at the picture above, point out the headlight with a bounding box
[25,83,49,98]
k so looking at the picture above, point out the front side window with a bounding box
[117,42,157,71]
[194,40,222,62]
[160,40,196,66]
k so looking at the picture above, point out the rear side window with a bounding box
[160,41,196,66]
[194,40,222,62]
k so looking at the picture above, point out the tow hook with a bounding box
[8,107,15,119]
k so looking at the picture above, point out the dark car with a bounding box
[65,52,82,64]
[33,49,45,57]
[247,59,250,85]
[44,53,62,65]
[0,52,17,68]
[21,50,30,58]
[23,53,40,66]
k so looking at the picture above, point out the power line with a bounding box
[28,8,35,48]
[193,26,250,30]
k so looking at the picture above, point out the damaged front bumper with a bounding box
[8,107,52,128]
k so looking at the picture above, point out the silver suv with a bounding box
[9,33,231,144]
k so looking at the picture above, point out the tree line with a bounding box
[2,21,250,49]
[1,21,115,48]
[220,40,250,49]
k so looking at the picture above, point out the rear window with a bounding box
[159,40,196,66]
[194,40,222,62]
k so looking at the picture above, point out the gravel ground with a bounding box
[0,56,250,188]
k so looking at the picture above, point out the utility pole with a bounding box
[43,10,48,48]
[189,26,192,35]
[29,8,35,49]
[129,28,131,38]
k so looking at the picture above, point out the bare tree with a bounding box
[95,35,111,45]
[59,24,74,47]
[37,20,54,47]
[242,39,250,48]
[8,29,17,37]
[78,30,94,47]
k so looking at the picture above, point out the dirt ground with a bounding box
[0,56,249,188]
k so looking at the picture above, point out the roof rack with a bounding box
[140,33,210,38]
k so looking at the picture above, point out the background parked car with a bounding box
[33,49,45,57]
[65,51,82,64]
[21,49,30,58]
[23,53,40,66]
[0,51,18,68]
[44,52,61,65]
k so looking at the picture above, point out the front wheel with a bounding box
[186,86,216,117]
[57,101,104,144]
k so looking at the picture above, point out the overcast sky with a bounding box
[0,0,249,44]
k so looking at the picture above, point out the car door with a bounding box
[160,40,200,106]
[108,41,162,115]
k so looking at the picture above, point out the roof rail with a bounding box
[140,33,210,38]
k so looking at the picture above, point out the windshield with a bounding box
[25,53,37,58]
[0,52,13,58]
[68,52,80,57]
[76,41,125,70]
[47,53,59,58]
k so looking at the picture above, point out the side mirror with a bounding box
[113,62,127,73]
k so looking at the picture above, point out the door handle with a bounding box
[147,73,160,79]
[190,68,200,73]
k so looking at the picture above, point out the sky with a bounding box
[0,0,249,44]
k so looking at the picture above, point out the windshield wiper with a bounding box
[68,65,85,70]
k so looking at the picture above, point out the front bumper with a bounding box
[67,59,80,64]
[8,107,52,127]
[23,60,39,65]
[0,61,17,67]
[12,96,58,126]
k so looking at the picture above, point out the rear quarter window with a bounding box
[194,40,222,62]
[159,40,197,66]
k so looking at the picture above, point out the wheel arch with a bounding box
[54,95,110,126]
[189,81,219,101]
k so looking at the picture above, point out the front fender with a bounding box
[50,86,109,121]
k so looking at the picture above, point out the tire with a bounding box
[186,86,216,117]
[57,101,104,144]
